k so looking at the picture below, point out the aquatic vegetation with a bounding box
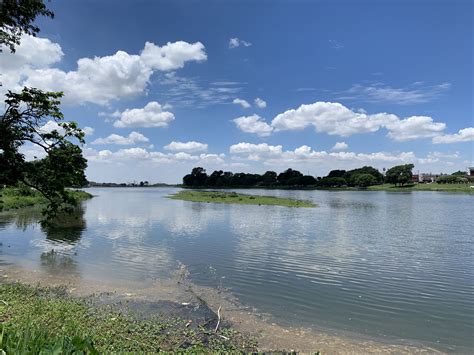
[168,190,316,207]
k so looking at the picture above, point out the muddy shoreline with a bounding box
[1,264,443,353]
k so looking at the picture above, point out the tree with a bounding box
[182,167,208,186]
[452,170,467,176]
[261,171,277,186]
[385,164,414,186]
[327,169,346,178]
[343,166,383,186]
[0,87,87,219]
[277,168,303,185]
[353,173,376,188]
[0,0,54,53]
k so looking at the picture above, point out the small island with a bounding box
[168,190,316,208]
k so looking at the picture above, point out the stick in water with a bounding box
[215,305,222,332]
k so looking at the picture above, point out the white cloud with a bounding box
[229,143,282,161]
[229,142,418,167]
[332,142,348,151]
[39,120,65,135]
[83,126,95,136]
[164,141,208,153]
[271,101,399,136]
[432,127,474,144]
[1,35,207,105]
[233,114,273,137]
[113,102,175,128]
[229,37,252,49]
[233,101,447,141]
[329,39,344,50]
[0,34,63,92]
[158,72,243,108]
[91,131,149,145]
[386,116,446,141]
[338,82,451,105]
[254,97,267,108]
[140,41,206,71]
[232,98,251,108]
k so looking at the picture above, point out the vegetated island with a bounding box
[168,190,316,208]
[0,187,92,212]
[180,165,474,193]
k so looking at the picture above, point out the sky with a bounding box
[1,0,473,183]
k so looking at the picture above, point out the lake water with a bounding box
[1,188,473,352]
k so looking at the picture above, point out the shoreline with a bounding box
[85,184,474,193]
[0,187,93,212]
[0,264,445,353]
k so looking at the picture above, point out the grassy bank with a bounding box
[0,187,92,211]
[0,282,256,352]
[366,183,473,193]
[168,190,316,207]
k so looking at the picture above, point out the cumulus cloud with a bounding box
[234,101,447,142]
[83,126,95,136]
[164,141,208,153]
[113,102,175,128]
[140,41,207,71]
[229,142,417,167]
[229,37,252,49]
[271,101,399,136]
[91,131,149,145]
[1,35,207,105]
[0,34,63,92]
[254,97,267,108]
[229,143,283,161]
[232,98,251,108]
[85,146,224,165]
[233,114,273,137]
[332,142,348,151]
[39,120,65,135]
[386,116,446,141]
[432,127,474,144]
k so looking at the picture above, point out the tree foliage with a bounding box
[0,87,87,220]
[0,0,54,53]
[385,164,414,186]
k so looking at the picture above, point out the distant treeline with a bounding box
[182,164,417,188]
[88,181,174,187]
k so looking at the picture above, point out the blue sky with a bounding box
[2,0,473,183]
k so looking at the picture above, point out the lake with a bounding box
[0,187,473,352]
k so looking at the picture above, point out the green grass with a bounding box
[0,282,256,352]
[367,183,473,192]
[168,190,316,207]
[0,187,92,211]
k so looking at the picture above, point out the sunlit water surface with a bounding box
[1,188,473,352]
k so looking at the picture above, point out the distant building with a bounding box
[469,167,474,176]
[418,173,441,183]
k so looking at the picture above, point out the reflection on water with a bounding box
[0,187,473,352]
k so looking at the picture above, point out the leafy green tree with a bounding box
[318,177,347,187]
[261,171,277,186]
[327,169,346,178]
[451,170,467,176]
[343,166,383,186]
[182,167,208,187]
[277,168,303,185]
[0,87,87,220]
[353,173,376,188]
[385,164,414,186]
[0,0,54,53]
